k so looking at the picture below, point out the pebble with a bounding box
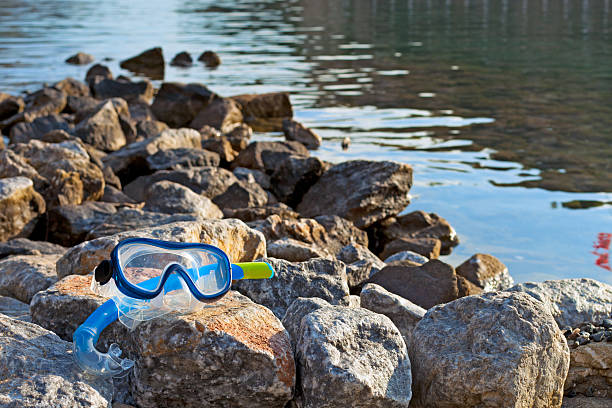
[591,331,605,342]
[562,319,612,347]
[602,318,612,329]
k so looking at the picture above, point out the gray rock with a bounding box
[9,114,72,144]
[65,94,98,116]
[232,141,309,173]
[151,82,215,128]
[561,397,612,408]
[135,119,168,140]
[0,315,113,407]
[65,52,94,65]
[0,238,66,260]
[297,306,412,407]
[53,77,90,97]
[100,185,137,205]
[92,78,154,104]
[201,136,238,163]
[119,47,164,79]
[282,119,322,149]
[234,257,350,319]
[47,201,117,246]
[506,278,612,328]
[223,203,299,223]
[146,147,220,171]
[337,244,385,288]
[281,297,331,351]
[314,215,369,252]
[383,250,428,264]
[0,254,60,303]
[298,160,413,228]
[0,177,46,241]
[348,294,361,308]
[2,87,66,127]
[143,181,223,219]
[267,238,330,262]
[190,98,243,133]
[271,155,325,206]
[212,180,269,210]
[74,99,126,151]
[0,295,30,321]
[124,166,238,202]
[360,283,426,343]
[564,342,612,398]
[0,149,47,191]
[409,291,569,408]
[234,167,271,190]
[457,253,514,291]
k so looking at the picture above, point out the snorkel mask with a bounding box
[72,238,274,377]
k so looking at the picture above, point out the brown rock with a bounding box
[92,78,154,104]
[146,147,220,171]
[136,120,168,140]
[53,77,90,97]
[456,275,484,297]
[119,47,164,80]
[170,51,193,67]
[314,215,369,253]
[189,98,243,133]
[267,237,330,262]
[232,141,309,173]
[232,92,293,120]
[456,253,514,291]
[74,100,126,151]
[0,94,24,121]
[65,52,94,65]
[564,342,612,398]
[282,119,322,149]
[100,185,138,205]
[223,203,299,223]
[47,201,117,246]
[380,237,441,260]
[0,254,60,303]
[201,136,238,163]
[151,82,215,128]
[143,181,223,219]
[198,50,221,67]
[224,123,252,152]
[271,155,325,207]
[85,64,112,84]
[0,177,46,242]
[212,180,269,210]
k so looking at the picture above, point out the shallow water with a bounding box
[1,0,611,284]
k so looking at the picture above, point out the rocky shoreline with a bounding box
[0,48,611,407]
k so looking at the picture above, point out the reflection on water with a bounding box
[0,0,611,283]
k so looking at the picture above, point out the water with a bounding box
[1,0,611,284]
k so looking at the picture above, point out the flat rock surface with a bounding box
[0,254,60,303]
[564,342,612,398]
[143,180,223,219]
[409,291,570,408]
[0,295,30,321]
[0,315,113,408]
[456,253,514,291]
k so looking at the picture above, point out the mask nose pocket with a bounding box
[162,266,200,314]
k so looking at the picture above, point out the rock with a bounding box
[337,244,385,288]
[298,160,413,228]
[232,141,309,173]
[85,63,112,84]
[0,238,66,260]
[360,283,426,343]
[56,218,265,278]
[198,50,221,67]
[380,237,441,260]
[65,52,94,65]
[170,51,193,67]
[0,94,24,121]
[456,253,514,291]
[100,185,137,205]
[47,201,117,246]
[348,294,361,308]
[506,279,612,328]
[234,167,272,190]
[136,119,168,140]
[224,123,252,151]
[13,139,105,202]
[366,259,461,310]
[0,315,113,407]
[232,92,293,121]
[374,211,459,255]
[103,128,203,182]
[86,208,200,240]
[74,100,126,151]
[223,203,299,222]
[190,98,243,133]
[409,292,570,408]
[282,119,322,149]
[9,114,72,144]
[296,306,412,407]
[564,342,612,398]
[213,180,269,210]
[146,147,220,171]
[45,168,85,207]
[456,275,484,297]
[267,238,329,262]
[0,295,30,321]
[151,82,215,128]
[562,397,612,408]
[92,78,154,104]
[119,47,165,79]
[281,297,331,351]
[42,129,74,143]
[0,254,60,303]
[0,177,46,242]
[234,257,350,319]
[24,87,67,117]
[314,215,369,252]
[143,181,223,219]
[0,149,46,190]
[271,155,325,206]
[124,166,238,202]
[65,94,98,116]
[201,136,237,163]
[384,250,428,264]
[54,77,90,98]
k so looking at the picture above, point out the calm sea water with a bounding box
[1,0,611,284]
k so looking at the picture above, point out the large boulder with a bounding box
[298,160,413,228]
[271,155,325,207]
[74,99,126,151]
[0,254,60,303]
[46,201,117,246]
[56,219,266,278]
[234,257,350,319]
[456,253,514,291]
[360,283,426,343]
[92,78,154,104]
[190,98,243,133]
[564,342,612,398]
[506,279,612,328]
[143,181,223,219]
[0,315,113,407]
[232,92,293,123]
[124,166,238,202]
[120,47,165,79]
[0,238,65,260]
[151,82,215,128]
[232,141,309,173]
[0,177,45,241]
[409,292,570,408]
[296,306,412,407]
[281,297,331,350]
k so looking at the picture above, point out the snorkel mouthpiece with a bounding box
[72,299,134,377]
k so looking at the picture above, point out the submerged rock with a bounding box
[170,51,193,67]
[409,291,569,408]
[234,257,350,319]
[198,50,221,67]
[0,315,113,407]
[506,278,612,328]
[65,51,94,65]
[296,306,412,408]
[120,47,165,79]
[298,160,413,228]
[0,254,60,303]
[0,177,45,242]
[456,253,514,291]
